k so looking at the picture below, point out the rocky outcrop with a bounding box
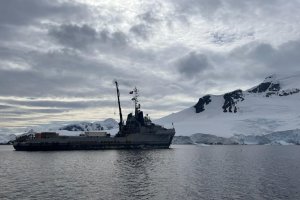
[245,74,300,97]
[248,77,300,97]
[194,95,211,113]
[222,89,244,113]
[248,82,280,94]
[278,89,300,96]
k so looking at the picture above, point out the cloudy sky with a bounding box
[1,0,300,133]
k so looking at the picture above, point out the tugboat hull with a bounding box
[13,133,175,151]
[13,143,172,151]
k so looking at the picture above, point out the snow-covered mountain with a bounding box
[50,118,119,137]
[0,118,119,144]
[157,73,300,138]
[59,118,118,131]
[0,134,16,144]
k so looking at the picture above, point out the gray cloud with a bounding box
[169,0,299,20]
[0,47,122,97]
[270,41,300,70]
[0,0,88,26]
[47,23,157,62]
[229,41,300,75]
[138,11,160,24]
[130,24,150,40]
[171,0,222,18]
[176,52,211,78]
[211,31,254,45]
[129,9,162,40]
[49,24,128,50]
[0,108,67,115]
[211,32,236,44]
[49,24,97,49]
[1,99,115,109]
[0,105,12,109]
[165,39,300,96]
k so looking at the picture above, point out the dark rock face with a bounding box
[248,80,300,97]
[194,95,211,113]
[222,89,244,113]
[279,89,300,96]
[248,82,280,94]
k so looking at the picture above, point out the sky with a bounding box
[1,0,300,134]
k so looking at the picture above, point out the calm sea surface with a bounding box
[0,145,300,200]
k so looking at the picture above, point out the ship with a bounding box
[13,81,175,151]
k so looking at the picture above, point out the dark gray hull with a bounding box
[13,143,171,151]
[13,132,175,151]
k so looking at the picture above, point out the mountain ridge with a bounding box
[157,73,300,137]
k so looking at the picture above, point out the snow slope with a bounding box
[59,118,118,131]
[57,118,119,136]
[157,73,300,137]
[0,134,16,144]
[37,118,119,136]
[0,118,119,143]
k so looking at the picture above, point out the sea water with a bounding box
[0,145,300,200]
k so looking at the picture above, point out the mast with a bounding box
[131,87,139,117]
[115,81,123,132]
